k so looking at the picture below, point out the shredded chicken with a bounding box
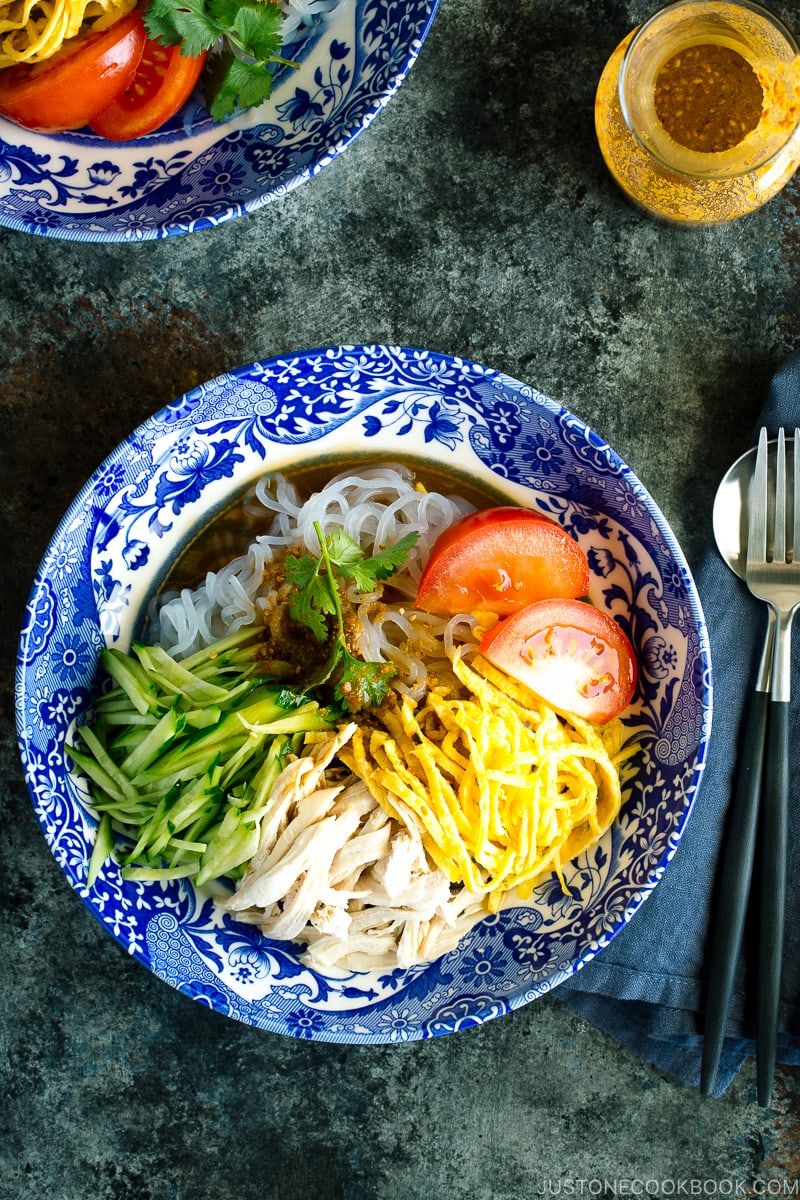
[220,726,487,972]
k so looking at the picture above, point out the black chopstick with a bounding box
[700,684,768,1097]
[756,694,789,1107]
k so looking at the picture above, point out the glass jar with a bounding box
[595,0,800,224]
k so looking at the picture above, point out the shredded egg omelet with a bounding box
[339,652,632,914]
[0,0,135,67]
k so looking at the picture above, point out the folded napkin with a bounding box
[558,348,800,1097]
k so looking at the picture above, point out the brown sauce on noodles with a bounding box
[158,456,509,596]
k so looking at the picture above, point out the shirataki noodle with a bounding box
[153,464,479,701]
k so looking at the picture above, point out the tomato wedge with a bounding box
[0,11,147,134]
[89,38,207,142]
[415,507,590,616]
[480,598,637,723]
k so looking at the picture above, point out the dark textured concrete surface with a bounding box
[2,1,800,1196]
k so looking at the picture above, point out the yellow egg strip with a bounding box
[340,650,627,914]
[0,0,135,67]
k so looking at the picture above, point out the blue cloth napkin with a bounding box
[558,349,800,1097]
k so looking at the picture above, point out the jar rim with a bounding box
[618,0,800,181]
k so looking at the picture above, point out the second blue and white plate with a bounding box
[0,1,438,241]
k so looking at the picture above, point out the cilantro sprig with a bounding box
[285,523,419,712]
[144,0,298,122]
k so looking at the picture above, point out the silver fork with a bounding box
[745,426,800,1107]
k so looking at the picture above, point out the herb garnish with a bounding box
[144,0,298,122]
[285,522,419,711]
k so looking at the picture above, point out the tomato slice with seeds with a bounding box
[415,507,591,616]
[89,37,206,142]
[0,11,147,134]
[480,598,637,723]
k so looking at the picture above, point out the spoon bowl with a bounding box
[712,440,777,684]
[713,441,759,581]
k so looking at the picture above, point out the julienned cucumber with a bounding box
[66,626,335,887]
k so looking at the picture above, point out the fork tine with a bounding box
[748,427,769,567]
[774,428,786,563]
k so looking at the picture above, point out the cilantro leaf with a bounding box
[285,549,339,643]
[283,522,418,711]
[206,51,277,122]
[334,651,396,712]
[142,2,182,46]
[210,0,284,60]
[284,553,323,592]
[145,0,219,55]
[341,531,420,591]
[144,0,297,122]
[325,529,364,569]
[288,589,328,644]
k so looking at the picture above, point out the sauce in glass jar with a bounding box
[654,42,764,151]
[595,0,800,224]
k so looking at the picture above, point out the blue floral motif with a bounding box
[117,153,193,201]
[423,400,463,448]
[93,462,127,501]
[15,344,712,1045]
[0,137,96,209]
[277,86,326,126]
[276,35,353,128]
[93,558,130,641]
[88,160,121,186]
[375,1005,421,1043]
[642,635,679,682]
[587,546,617,579]
[70,568,100,627]
[286,1008,329,1039]
[663,561,690,601]
[217,914,310,986]
[228,946,271,985]
[533,874,585,919]
[18,576,57,664]
[52,633,93,677]
[521,432,568,477]
[363,389,466,449]
[504,928,573,982]
[485,398,523,449]
[157,437,246,516]
[459,943,507,985]
[45,538,82,577]
[198,162,248,197]
[34,685,86,731]
[122,539,150,570]
[94,558,125,604]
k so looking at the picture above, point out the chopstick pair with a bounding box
[701,428,799,1107]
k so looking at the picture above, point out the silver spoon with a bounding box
[701,442,775,1097]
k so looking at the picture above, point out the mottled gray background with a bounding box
[2,1,799,1196]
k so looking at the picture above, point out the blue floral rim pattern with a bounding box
[0,0,439,242]
[15,345,713,1042]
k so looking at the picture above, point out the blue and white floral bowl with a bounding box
[0,0,437,241]
[15,345,712,1043]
